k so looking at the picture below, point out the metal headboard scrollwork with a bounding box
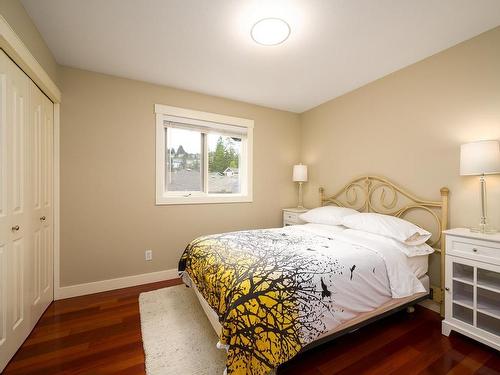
[319,176,449,315]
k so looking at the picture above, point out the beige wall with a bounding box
[0,0,58,83]
[300,26,500,285]
[59,66,300,286]
[6,0,499,288]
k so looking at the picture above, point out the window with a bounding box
[155,104,253,204]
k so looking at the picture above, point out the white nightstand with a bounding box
[282,208,308,226]
[442,228,500,351]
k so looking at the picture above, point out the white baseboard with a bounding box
[55,268,179,300]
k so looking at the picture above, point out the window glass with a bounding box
[207,134,241,194]
[165,127,202,192]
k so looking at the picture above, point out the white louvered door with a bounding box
[0,50,8,368]
[0,49,32,371]
[30,79,54,323]
[0,49,54,372]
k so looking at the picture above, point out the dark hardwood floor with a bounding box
[3,280,499,375]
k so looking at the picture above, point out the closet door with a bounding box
[0,49,8,371]
[0,50,31,370]
[30,80,54,323]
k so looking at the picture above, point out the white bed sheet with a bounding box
[405,255,429,278]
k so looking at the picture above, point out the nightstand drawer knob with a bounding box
[445,287,450,291]
[472,248,478,252]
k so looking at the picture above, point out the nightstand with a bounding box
[442,228,500,351]
[282,208,308,226]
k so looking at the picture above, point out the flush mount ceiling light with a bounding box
[251,18,291,46]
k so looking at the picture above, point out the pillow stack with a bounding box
[299,207,434,257]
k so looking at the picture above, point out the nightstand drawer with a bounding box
[447,236,500,265]
[283,212,300,223]
[282,208,308,226]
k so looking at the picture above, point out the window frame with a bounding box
[155,104,253,205]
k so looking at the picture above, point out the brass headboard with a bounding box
[319,175,449,314]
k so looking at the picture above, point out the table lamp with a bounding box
[293,164,308,209]
[460,140,500,233]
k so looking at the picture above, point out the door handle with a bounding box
[11,225,20,231]
[40,216,46,221]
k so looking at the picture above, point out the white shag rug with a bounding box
[139,285,227,375]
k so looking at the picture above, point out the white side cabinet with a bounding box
[282,208,308,226]
[442,228,500,351]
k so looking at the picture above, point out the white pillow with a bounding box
[390,237,435,257]
[300,206,359,226]
[341,212,431,245]
[397,241,434,258]
[344,228,435,257]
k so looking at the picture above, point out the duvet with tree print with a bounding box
[178,225,426,375]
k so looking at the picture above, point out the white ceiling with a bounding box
[21,0,500,113]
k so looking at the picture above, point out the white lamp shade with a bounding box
[293,164,308,182]
[460,140,500,176]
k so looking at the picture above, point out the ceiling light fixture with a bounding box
[251,18,290,46]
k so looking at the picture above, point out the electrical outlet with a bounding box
[145,250,153,261]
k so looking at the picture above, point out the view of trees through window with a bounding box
[165,127,241,194]
[208,134,241,194]
[208,136,240,173]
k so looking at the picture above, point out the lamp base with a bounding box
[297,181,304,209]
[471,176,497,234]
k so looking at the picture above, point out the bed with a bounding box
[178,176,449,375]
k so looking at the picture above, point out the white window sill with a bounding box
[156,194,253,205]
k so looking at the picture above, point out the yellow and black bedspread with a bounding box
[178,228,349,375]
